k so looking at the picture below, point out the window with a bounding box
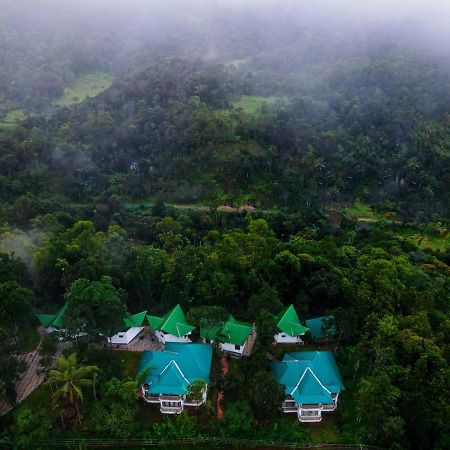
[281,334,286,337]
[301,410,319,416]
[162,401,181,407]
[235,345,240,351]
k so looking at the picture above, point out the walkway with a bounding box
[242,324,257,357]
[217,355,229,420]
[0,328,70,416]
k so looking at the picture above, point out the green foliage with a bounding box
[14,407,52,449]
[247,370,284,420]
[221,400,254,436]
[151,412,201,439]
[64,276,126,338]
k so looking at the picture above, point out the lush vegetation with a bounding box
[0,1,449,449]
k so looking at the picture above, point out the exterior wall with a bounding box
[281,394,340,423]
[155,330,192,344]
[108,326,144,345]
[273,332,304,344]
[141,384,208,414]
[219,341,245,355]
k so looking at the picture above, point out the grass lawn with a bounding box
[0,109,25,127]
[229,95,281,115]
[53,72,112,107]
[344,200,381,222]
[116,351,141,378]
[308,415,339,444]
[396,228,449,252]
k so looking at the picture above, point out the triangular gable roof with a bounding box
[271,351,344,406]
[200,324,222,341]
[305,316,336,339]
[208,315,252,346]
[136,343,212,396]
[146,305,195,338]
[291,367,333,405]
[36,302,68,329]
[276,305,309,337]
[219,315,252,346]
[123,310,147,328]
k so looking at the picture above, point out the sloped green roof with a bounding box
[123,310,147,328]
[305,316,336,339]
[200,324,222,341]
[276,305,309,337]
[136,343,212,395]
[36,302,68,329]
[146,305,195,338]
[271,351,345,405]
[202,315,252,346]
[220,315,252,346]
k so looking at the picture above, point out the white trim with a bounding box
[155,360,191,387]
[290,367,331,397]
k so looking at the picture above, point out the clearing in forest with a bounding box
[229,95,282,115]
[53,71,113,107]
[0,109,25,127]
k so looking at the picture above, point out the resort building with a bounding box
[36,302,68,334]
[305,315,336,341]
[201,315,254,356]
[271,351,345,422]
[147,304,195,344]
[108,310,147,345]
[274,304,309,344]
[137,342,212,414]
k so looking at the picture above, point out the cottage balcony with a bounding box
[282,399,298,413]
[298,405,323,422]
[322,403,337,411]
[298,413,323,422]
[160,404,184,413]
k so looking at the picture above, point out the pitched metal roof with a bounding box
[271,351,344,405]
[147,305,195,338]
[123,310,147,328]
[136,343,213,395]
[201,315,252,346]
[36,302,68,329]
[305,316,336,339]
[276,304,309,337]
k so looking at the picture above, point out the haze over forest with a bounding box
[0,1,449,449]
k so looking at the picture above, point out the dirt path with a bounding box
[217,355,229,420]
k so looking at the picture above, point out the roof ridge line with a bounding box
[308,367,332,395]
[278,304,294,325]
[290,367,310,396]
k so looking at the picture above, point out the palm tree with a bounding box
[45,353,99,424]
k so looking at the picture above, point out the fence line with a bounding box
[0,436,383,449]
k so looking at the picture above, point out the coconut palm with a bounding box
[45,353,99,424]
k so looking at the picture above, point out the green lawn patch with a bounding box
[0,109,25,127]
[116,351,141,378]
[53,72,112,107]
[229,95,281,115]
[308,415,339,444]
[344,200,380,222]
[396,228,449,252]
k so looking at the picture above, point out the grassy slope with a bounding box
[53,72,112,107]
[229,95,280,115]
[0,109,25,127]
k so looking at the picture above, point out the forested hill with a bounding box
[2,52,450,225]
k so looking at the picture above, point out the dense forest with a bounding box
[0,1,449,449]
